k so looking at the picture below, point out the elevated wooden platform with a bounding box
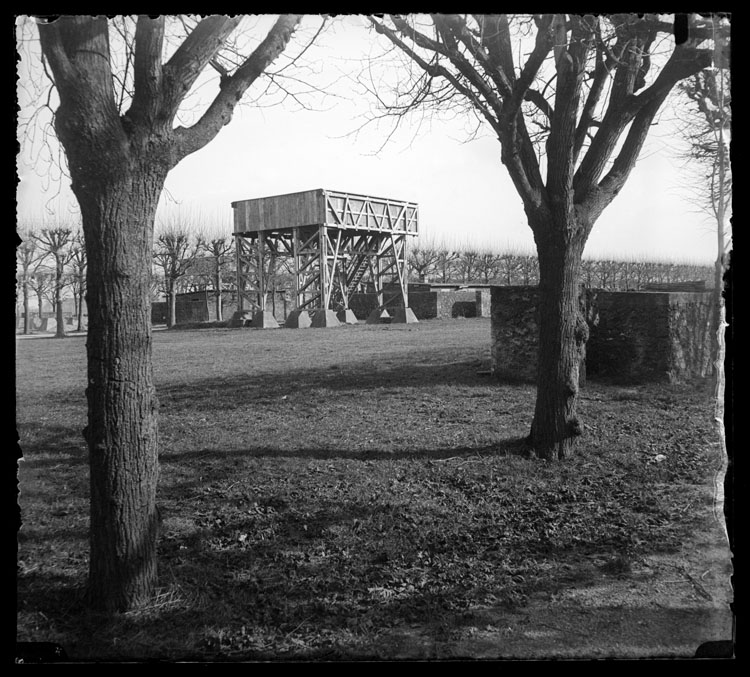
[232,189,418,236]
[231,190,419,326]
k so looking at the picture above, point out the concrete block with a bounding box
[366,308,391,325]
[311,309,341,328]
[250,310,280,329]
[391,307,419,324]
[285,309,312,328]
[337,308,358,324]
[228,310,253,328]
[40,318,57,333]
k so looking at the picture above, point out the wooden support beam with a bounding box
[257,231,266,311]
[319,224,328,311]
[292,226,301,308]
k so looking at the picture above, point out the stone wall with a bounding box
[173,291,285,325]
[475,289,491,318]
[176,292,211,324]
[586,291,713,383]
[491,286,714,384]
[151,302,167,324]
[586,292,670,383]
[490,287,541,382]
[348,293,381,320]
[349,288,489,321]
[666,293,714,382]
[435,290,482,318]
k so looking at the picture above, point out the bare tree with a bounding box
[29,13,310,611]
[153,225,201,328]
[435,249,460,283]
[476,250,500,283]
[33,226,76,337]
[196,230,235,322]
[408,244,442,283]
[517,254,539,285]
[27,265,52,321]
[497,252,520,285]
[367,13,726,458]
[69,230,87,331]
[676,53,731,370]
[16,228,41,334]
[458,248,480,283]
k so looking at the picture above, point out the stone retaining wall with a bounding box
[490,287,542,382]
[349,289,490,321]
[491,286,714,384]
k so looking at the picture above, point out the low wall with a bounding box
[586,291,713,383]
[490,287,542,382]
[666,293,714,381]
[349,289,489,321]
[348,293,381,320]
[151,302,167,324]
[491,286,714,384]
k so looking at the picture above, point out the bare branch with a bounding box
[369,16,502,135]
[502,14,554,119]
[128,16,165,126]
[161,15,242,118]
[172,14,302,161]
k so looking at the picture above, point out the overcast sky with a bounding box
[16,15,723,264]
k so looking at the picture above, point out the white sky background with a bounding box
[16,15,724,264]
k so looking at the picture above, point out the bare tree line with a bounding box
[16,223,86,336]
[18,220,714,335]
[407,240,712,291]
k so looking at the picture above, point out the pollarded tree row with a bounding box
[16,224,87,335]
[407,243,713,291]
[19,221,712,335]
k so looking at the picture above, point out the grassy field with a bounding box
[16,318,726,660]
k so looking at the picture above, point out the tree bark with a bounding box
[77,284,85,332]
[530,218,588,460]
[78,170,163,612]
[54,256,67,338]
[23,281,31,334]
[36,12,302,611]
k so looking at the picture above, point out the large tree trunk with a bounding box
[36,11,302,613]
[530,225,588,460]
[77,170,163,612]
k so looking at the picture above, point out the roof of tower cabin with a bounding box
[231,189,419,236]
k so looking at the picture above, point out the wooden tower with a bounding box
[232,189,419,326]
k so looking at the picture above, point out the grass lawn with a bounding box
[15,318,727,660]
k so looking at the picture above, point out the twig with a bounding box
[285,615,312,638]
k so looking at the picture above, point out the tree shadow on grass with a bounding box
[34,486,693,662]
[155,360,511,409]
[156,437,531,503]
[17,425,88,470]
[17,570,88,629]
[159,437,529,464]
